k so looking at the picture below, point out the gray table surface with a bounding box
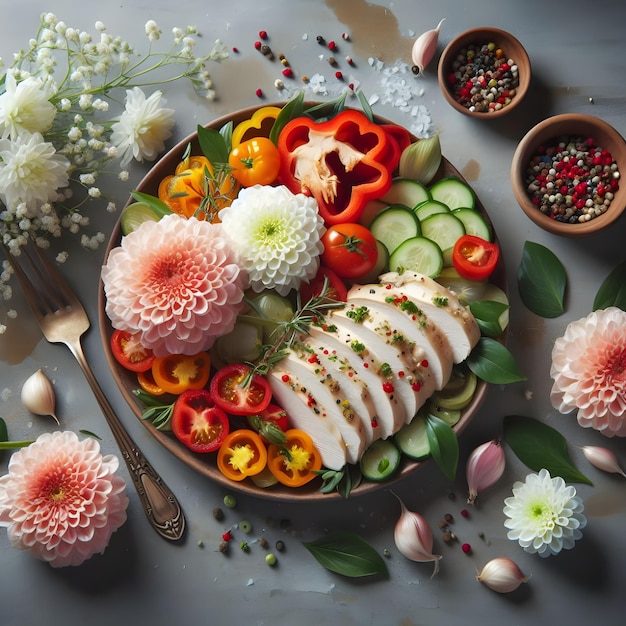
[1,1,625,624]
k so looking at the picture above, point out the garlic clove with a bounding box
[411,18,445,75]
[21,369,59,425]
[581,445,626,477]
[466,439,506,504]
[392,492,442,577]
[398,134,442,185]
[476,557,529,593]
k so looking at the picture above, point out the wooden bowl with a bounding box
[511,114,626,236]
[437,27,531,119]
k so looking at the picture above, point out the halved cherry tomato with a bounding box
[228,137,281,187]
[110,329,155,372]
[267,429,322,487]
[151,352,211,396]
[137,368,166,396]
[321,223,379,280]
[209,363,272,416]
[217,429,268,481]
[171,389,230,453]
[299,265,348,303]
[452,234,500,281]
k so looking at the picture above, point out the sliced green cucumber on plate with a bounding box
[431,367,478,410]
[370,205,421,255]
[380,178,430,209]
[358,239,390,283]
[414,199,450,222]
[389,236,443,278]
[429,176,475,210]
[359,438,402,482]
[419,212,466,258]
[451,208,492,241]
[394,412,431,460]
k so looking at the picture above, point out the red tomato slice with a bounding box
[300,265,348,303]
[171,389,230,453]
[452,234,500,281]
[321,223,379,280]
[110,329,155,372]
[209,363,272,416]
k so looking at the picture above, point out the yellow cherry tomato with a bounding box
[228,137,281,187]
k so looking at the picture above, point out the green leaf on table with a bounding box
[518,241,567,317]
[503,415,592,485]
[466,337,526,384]
[469,300,509,338]
[269,90,305,144]
[593,259,626,311]
[425,413,458,481]
[197,124,229,164]
[303,531,389,578]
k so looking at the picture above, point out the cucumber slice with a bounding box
[424,400,462,427]
[389,237,443,278]
[419,213,466,256]
[359,239,390,283]
[451,208,492,241]
[429,176,475,210]
[394,412,430,460]
[369,205,421,255]
[359,438,402,482]
[432,368,478,410]
[414,199,450,222]
[480,284,510,331]
[380,178,430,209]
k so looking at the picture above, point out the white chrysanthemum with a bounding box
[110,87,175,166]
[503,468,586,558]
[0,132,70,210]
[550,307,626,437]
[219,184,326,296]
[0,73,57,139]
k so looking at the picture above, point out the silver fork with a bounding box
[3,239,185,542]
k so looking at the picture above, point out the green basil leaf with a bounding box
[466,337,526,384]
[425,413,458,481]
[357,90,374,122]
[303,531,389,578]
[79,430,102,440]
[593,259,626,311]
[503,415,592,485]
[269,90,305,145]
[197,124,229,164]
[219,120,233,152]
[0,417,7,443]
[518,241,567,317]
[129,191,173,217]
[470,300,509,338]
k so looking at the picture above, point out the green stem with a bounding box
[0,440,34,450]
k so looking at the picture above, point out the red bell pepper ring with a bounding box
[381,123,412,172]
[277,110,394,225]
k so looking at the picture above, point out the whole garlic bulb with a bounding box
[21,369,59,425]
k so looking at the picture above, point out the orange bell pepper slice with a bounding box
[217,429,268,481]
[151,352,211,396]
[137,368,166,397]
[267,429,322,487]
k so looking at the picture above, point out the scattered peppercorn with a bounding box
[254,41,262,50]
[341,32,350,41]
[328,40,337,51]
[411,65,420,75]
[261,45,273,59]
[444,513,454,524]
[442,530,454,543]
[346,56,354,66]
[223,495,237,509]
[265,553,278,566]
[259,30,268,40]
[437,519,448,529]
[240,541,250,552]
[218,541,229,553]
[197,540,204,548]
[222,530,233,542]
[316,35,325,45]
[255,88,264,98]
[460,509,469,518]
[258,536,269,549]
[282,67,293,78]
[275,539,285,552]
[335,71,343,80]
[281,58,289,67]
[232,47,239,53]
[213,507,224,521]
[461,542,472,554]
[383,548,391,558]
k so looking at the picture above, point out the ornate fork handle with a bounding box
[68,337,186,542]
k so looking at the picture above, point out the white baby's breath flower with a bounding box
[0,74,57,139]
[111,88,175,167]
[503,468,586,558]
[0,132,70,210]
[145,20,162,41]
[219,185,326,296]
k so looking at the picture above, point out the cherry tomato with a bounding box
[171,389,230,453]
[299,265,348,303]
[209,363,272,416]
[151,352,211,396]
[321,223,379,280]
[228,137,281,187]
[110,329,155,372]
[452,234,500,281]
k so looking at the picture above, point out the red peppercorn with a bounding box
[460,509,469,518]
[382,382,394,394]
[254,41,262,50]
[282,67,293,78]
[259,30,268,40]
[255,88,263,98]
[461,543,471,554]
[222,530,233,542]
[328,40,337,51]
[335,71,343,80]
[232,47,239,53]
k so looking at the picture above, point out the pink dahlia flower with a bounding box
[550,306,626,437]
[102,214,246,356]
[0,431,128,568]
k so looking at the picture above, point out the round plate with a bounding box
[98,103,506,501]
